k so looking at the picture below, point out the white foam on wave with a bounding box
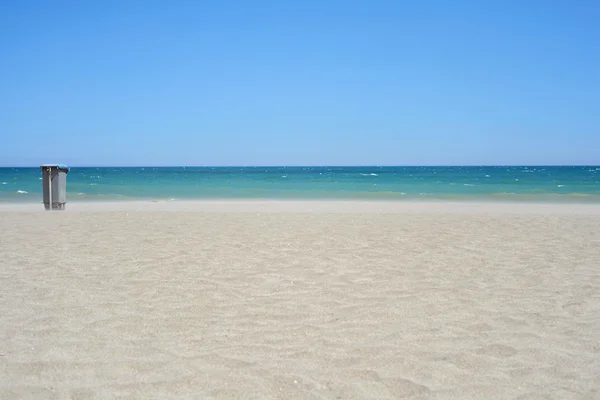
[557,185,564,187]
[463,184,476,186]
[17,190,28,194]
[485,175,490,177]
[1,182,6,185]
[360,173,379,176]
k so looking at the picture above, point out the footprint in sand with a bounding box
[476,344,518,358]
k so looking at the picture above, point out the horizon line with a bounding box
[1,164,599,168]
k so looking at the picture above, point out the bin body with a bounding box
[40,164,70,210]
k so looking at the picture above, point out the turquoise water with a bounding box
[1,166,600,203]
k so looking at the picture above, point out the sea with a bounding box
[1,166,600,203]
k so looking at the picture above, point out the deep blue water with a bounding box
[1,166,600,203]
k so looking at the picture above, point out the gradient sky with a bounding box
[1,0,599,166]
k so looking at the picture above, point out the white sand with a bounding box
[1,201,599,399]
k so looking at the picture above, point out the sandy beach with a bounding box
[1,200,599,399]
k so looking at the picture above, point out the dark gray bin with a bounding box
[40,164,70,210]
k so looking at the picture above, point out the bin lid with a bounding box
[40,164,70,172]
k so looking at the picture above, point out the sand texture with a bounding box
[1,201,600,399]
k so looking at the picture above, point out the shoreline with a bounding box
[2,198,600,215]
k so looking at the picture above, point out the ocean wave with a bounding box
[16,190,28,194]
[565,193,593,197]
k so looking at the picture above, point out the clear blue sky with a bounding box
[1,0,598,166]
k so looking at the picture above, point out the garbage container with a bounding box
[40,164,70,210]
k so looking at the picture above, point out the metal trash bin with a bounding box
[40,164,70,210]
